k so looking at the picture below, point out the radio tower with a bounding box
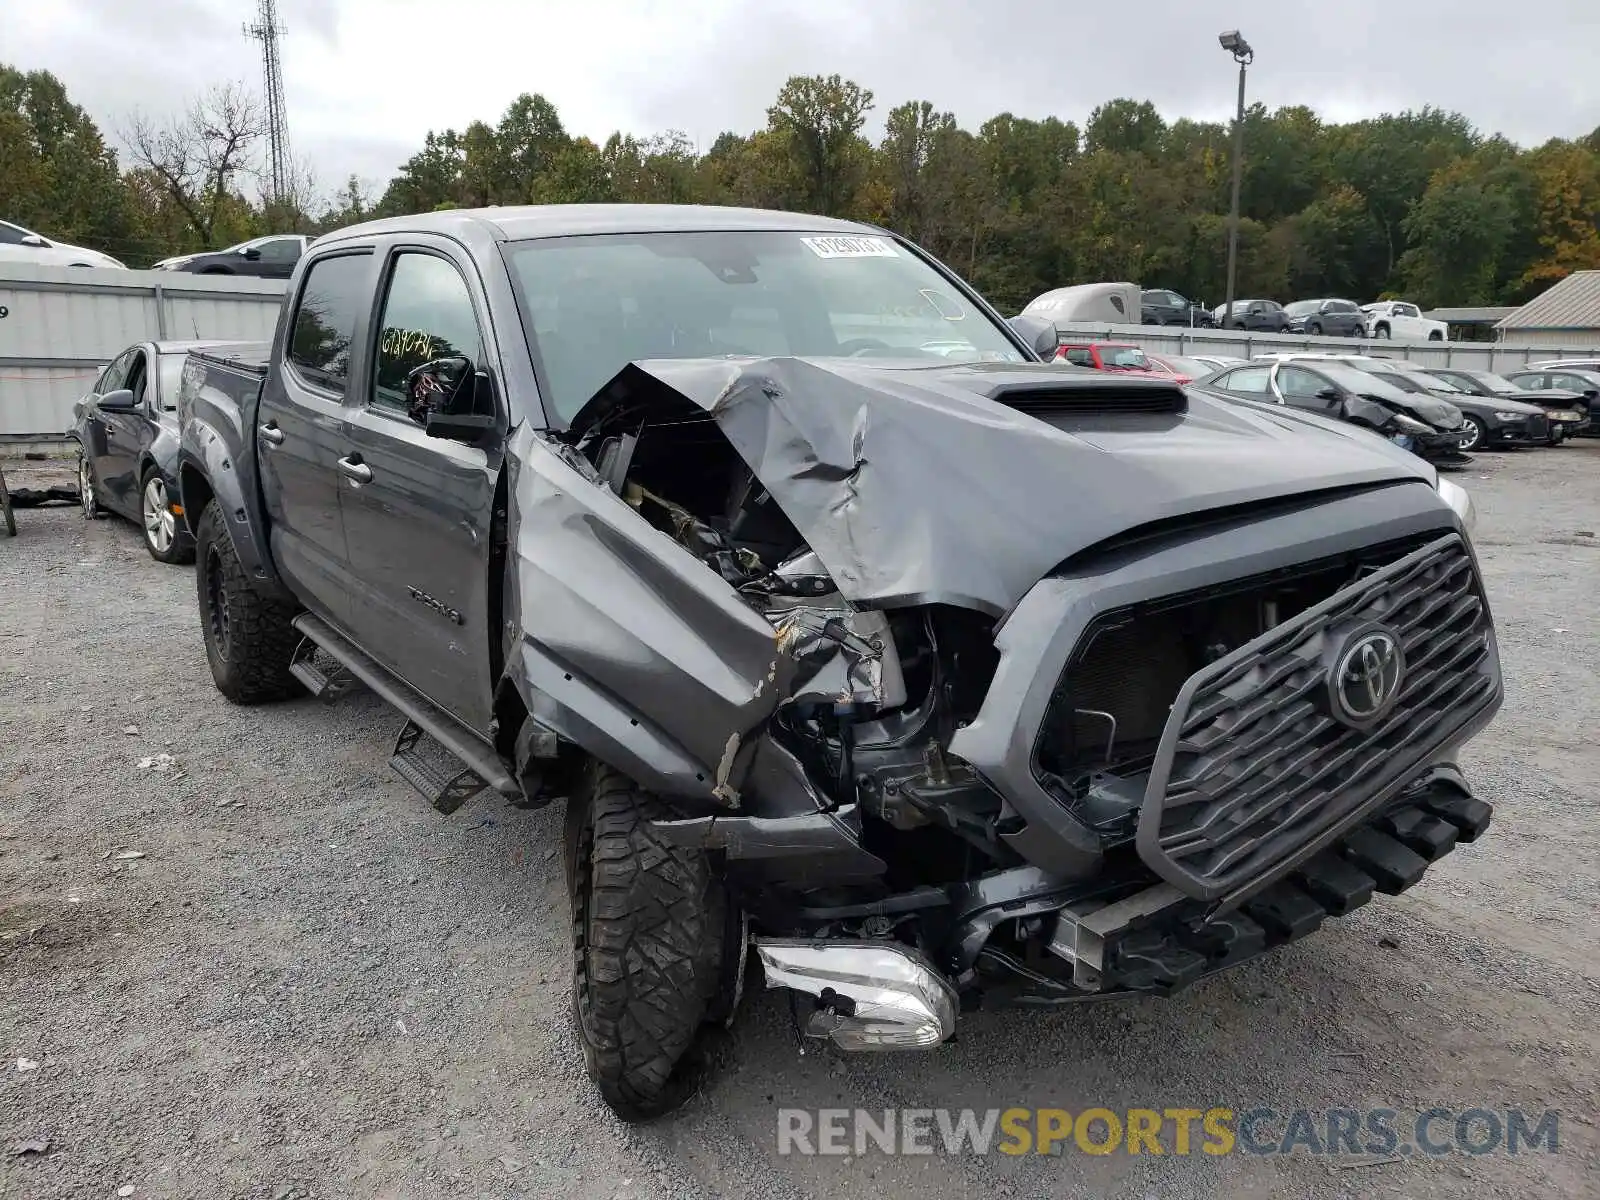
[243,0,291,205]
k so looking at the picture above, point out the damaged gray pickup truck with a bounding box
[177,205,1501,1119]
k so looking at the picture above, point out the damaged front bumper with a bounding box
[750,764,1490,1050]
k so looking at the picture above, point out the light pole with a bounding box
[1219,30,1253,329]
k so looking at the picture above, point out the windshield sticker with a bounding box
[801,235,899,260]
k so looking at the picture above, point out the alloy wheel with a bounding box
[79,453,97,520]
[142,475,176,554]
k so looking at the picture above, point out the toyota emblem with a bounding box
[1330,628,1406,726]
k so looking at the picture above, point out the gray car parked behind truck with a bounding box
[177,204,1502,1120]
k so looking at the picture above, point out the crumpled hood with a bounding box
[575,357,1437,616]
[1521,387,1588,405]
[1388,392,1462,428]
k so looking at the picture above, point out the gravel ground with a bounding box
[2,446,1597,1199]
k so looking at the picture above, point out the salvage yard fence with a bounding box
[1047,322,1591,371]
[3,260,1595,447]
[0,263,285,446]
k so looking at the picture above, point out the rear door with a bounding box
[256,249,376,628]
[337,242,504,733]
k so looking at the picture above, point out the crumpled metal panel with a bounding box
[502,426,791,804]
[573,357,1434,616]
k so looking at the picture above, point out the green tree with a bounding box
[765,74,875,215]
[1084,99,1165,157]
[0,65,135,259]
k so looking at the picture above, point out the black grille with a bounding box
[1527,414,1550,439]
[1136,535,1498,901]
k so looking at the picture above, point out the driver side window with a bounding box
[1275,366,1326,401]
[97,350,132,395]
[124,350,151,408]
[372,252,484,420]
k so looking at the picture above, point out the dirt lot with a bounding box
[2,445,1598,1200]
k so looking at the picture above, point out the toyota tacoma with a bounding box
[176,205,1501,1120]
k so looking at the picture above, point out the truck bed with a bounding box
[188,341,271,378]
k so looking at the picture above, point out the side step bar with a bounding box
[291,613,519,810]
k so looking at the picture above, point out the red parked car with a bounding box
[1053,341,1164,376]
[1143,353,1221,385]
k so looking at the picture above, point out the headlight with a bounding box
[1493,411,1526,421]
[1438,477,1476,533]
[1389,412,1434,435]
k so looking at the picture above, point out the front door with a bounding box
[338,246,502,734]
[254,236,305,280]
[1273,365,1340,415]
[100,348,152,513]
[256,249,375,627]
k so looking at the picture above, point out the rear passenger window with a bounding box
[372,253,484,418]
[1222,366,1271,393]
[288,253,369,394]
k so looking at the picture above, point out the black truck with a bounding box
[177,205,1502,1120]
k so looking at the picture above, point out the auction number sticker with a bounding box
[801,235,898,259]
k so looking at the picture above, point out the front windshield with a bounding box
[503,230,1026,421]
[1284,300,1320,317]
[1100,345,1150,369]
[1464,370,1517,391]
[1397,369,1461,392]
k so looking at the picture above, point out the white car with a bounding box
[0,219,125,269]
[1361,301,1446,342]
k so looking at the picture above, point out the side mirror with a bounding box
[97,388,137,411]
[1316,387,1342,401]
[1007,314,1061,361]
[241,246,262,260]
[21,233,48,248]
[406,356,497,442]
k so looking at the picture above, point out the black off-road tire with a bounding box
[194,498,301,704]
[565,763,727,1121]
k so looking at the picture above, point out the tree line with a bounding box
[4,63,1599,314]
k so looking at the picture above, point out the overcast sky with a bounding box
[12,0,1599,200]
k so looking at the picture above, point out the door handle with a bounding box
[337,455,373,484]
[258,422,285,445]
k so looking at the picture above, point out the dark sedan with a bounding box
[1211,298,1290,332]
[71,340,257,563]
[1283,298,1365,337]
[1194,358,1470,464]
[1355,363,1552,451]
[1423,368,1590,443]
[151,234,309,279]
[1506,368,1600,437]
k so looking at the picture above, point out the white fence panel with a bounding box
[1048,322,1588,372]
[0,263,286,440]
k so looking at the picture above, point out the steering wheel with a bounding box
[838,338,894,357]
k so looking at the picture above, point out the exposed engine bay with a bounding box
[584,399,1435,861]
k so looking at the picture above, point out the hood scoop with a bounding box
[979,378,1187,418]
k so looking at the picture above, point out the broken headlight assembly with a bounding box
[1388,411,1436,437]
